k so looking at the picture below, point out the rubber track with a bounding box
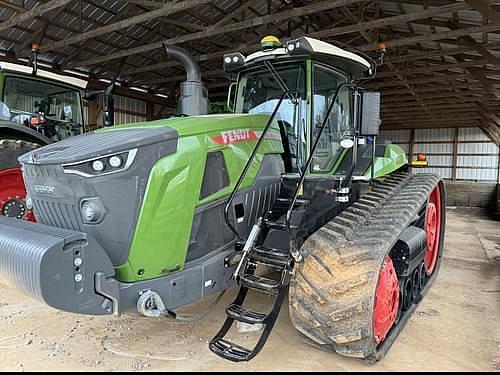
[289,172,441,360]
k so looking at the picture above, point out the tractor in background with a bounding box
[0,52,114,221]
[0,36,445,363]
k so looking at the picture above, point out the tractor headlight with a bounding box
[92,160,105,172]
[109,155,123,168]
[62,149,137,178]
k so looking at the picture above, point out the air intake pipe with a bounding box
[163,42,210,116]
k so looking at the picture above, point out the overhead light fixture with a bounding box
[223,53,246,73]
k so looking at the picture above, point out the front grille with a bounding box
[33,199,81,231]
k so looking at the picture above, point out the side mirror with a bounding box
[227,82,237,113]
[359,91,381,136]
[103,84,114,127]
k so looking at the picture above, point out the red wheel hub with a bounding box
[373,256,400,346]
[0,168,35,222]
[424,185,442,275]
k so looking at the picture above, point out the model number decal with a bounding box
[34,185,55,195]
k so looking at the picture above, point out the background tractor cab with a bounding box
[0,61,88,145]
[0,57,115,222]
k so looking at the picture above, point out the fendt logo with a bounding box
[34,185,56,195]
[211,129,258,145]
[210,129,281,145]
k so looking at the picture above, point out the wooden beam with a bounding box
[357,23,500,52]
[0,0,27,13]
[465,0,500,25]
[66,0,366,68]
[214,1,253,26]
[0,0,71,33]
[460,35,500,65]
[40,0,214,52]
[127,0,174,8]
[374,58,499,79]
[453,53,500,99]
[310,2,471,40]
[139,68,226,85]
[388,41,500,64]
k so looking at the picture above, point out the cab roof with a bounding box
[225,36,374,79]
[0,61,88,89]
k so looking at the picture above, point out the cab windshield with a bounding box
[234,62,307,172]
[0,76,84,141]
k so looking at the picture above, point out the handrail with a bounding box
[224,90,290,241]
[285,82,354,236]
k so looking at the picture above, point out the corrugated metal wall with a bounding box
[380,127,500,182]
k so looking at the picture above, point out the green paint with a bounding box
[114,114,283,282]
[364,144,408,178]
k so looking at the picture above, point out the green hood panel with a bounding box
[99,114,273,137]
[364,144,408,178]
[114,114,284,282]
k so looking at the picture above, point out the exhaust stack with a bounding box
[163,42,210,116]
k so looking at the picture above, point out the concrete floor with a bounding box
[0,207,498,372]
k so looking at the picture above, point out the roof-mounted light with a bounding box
[285,37,313,55]
[223,52,246,73]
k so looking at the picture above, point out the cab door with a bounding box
[296,62,355,232]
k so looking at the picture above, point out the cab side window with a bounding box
[312,65,353,173]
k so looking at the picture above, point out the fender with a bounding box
[0,122,51,145]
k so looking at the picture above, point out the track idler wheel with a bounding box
[0,168,34,221]
[373,256,400,346]
[424,185,442,275]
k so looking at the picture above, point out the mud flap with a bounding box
[0,216,115,315]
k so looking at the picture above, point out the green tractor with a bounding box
[0,36,445,363]
[0,55,114,222]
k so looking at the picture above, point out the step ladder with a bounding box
[209,218,295,362]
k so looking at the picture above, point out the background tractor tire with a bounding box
[0,139,39,170]
[0,139,39,221]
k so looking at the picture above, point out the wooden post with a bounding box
[409,128,415,162]
[86,99,101,131]
[452,127,459,181]
[146,99,155,121]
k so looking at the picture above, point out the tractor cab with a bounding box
[0,61,87,143]
[224,36,380,178]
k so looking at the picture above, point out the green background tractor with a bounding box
[0,36,445,363]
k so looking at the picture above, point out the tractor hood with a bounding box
[19,126,179,166]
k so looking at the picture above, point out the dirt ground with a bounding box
[0,207,498,372]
